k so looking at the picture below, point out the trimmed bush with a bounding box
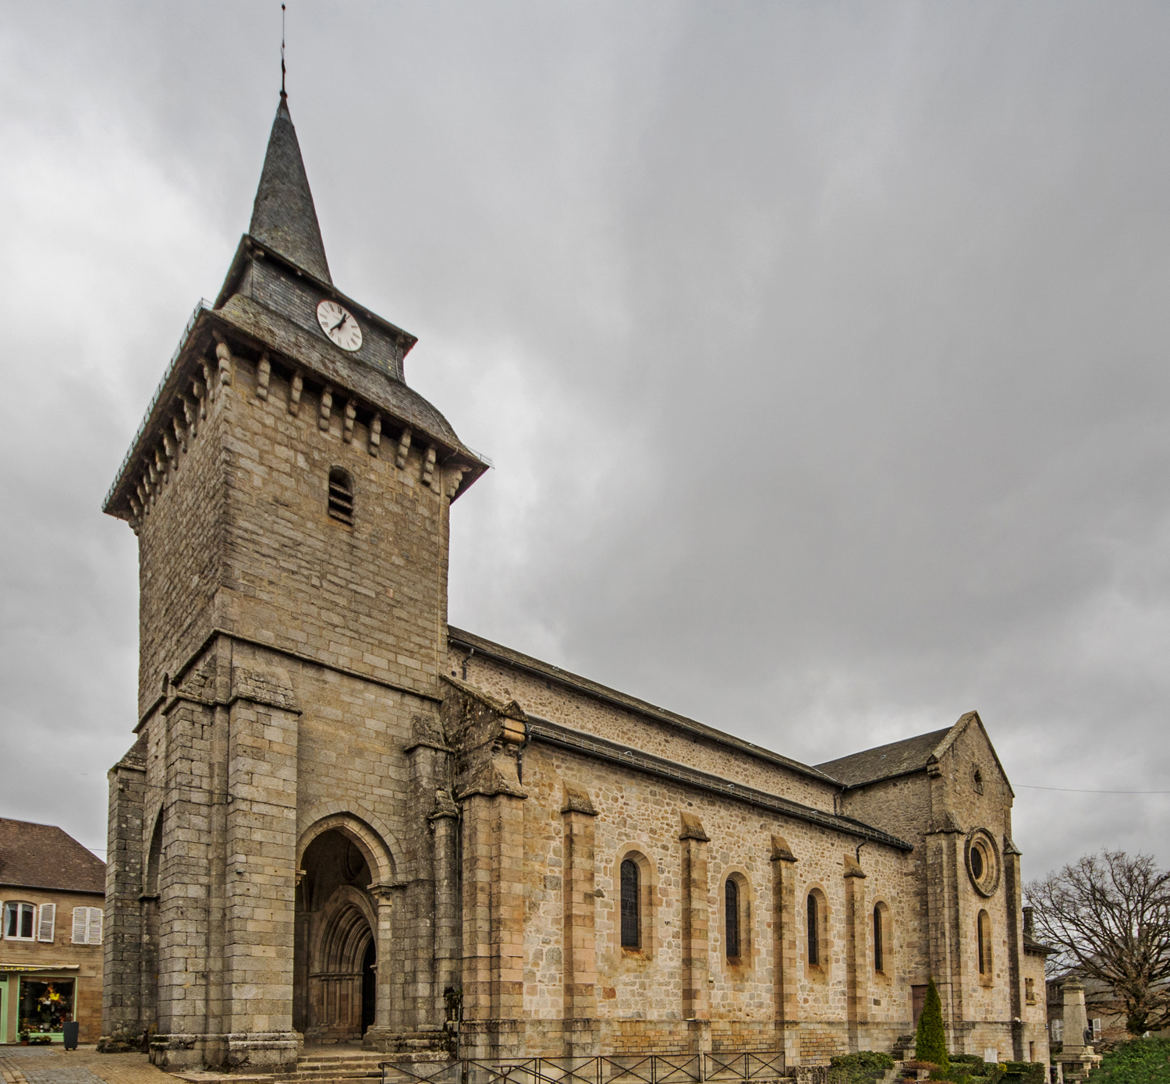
[828,1051,896,1083]
[1000,1062,1043,1084]
[914,977,950,1079]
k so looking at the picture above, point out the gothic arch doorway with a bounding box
[294,828,379,1041]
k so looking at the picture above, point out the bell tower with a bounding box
[101,95,485,1071]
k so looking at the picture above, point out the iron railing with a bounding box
[103,298,211,511]
[382,1052,787,1084]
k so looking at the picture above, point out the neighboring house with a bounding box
[0,819,105,1044]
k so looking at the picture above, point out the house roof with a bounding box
[814,727,954,787]
[0,819,105,895]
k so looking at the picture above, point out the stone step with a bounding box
[275,1072,383,1083]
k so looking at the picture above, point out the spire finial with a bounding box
[280,3,287,100]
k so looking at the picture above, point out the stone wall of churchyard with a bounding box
[450,649,839,815]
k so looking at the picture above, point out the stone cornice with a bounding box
[525,716,912,852]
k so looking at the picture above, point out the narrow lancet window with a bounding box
[725,878,740,959]
[977,910,992,977]
[807,893,820,966]
[620,858,640,949]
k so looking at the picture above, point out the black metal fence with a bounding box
[382,1052,787,1084]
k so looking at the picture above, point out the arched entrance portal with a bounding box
[295,829,378,1041]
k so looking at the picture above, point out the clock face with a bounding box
[316,299,363,352]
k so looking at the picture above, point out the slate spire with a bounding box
[249,94,332,284]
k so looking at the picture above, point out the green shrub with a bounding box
[828,1050,896,1083]
[915,978,950,1079]
[1087,1038,1170,1083]
[1001,1061,1043,1084]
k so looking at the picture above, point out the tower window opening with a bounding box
[328,467,354,526]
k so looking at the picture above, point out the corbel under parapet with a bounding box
[289,371,304,415]
[395,427,412,469]
[214,337,233,388]
[446,466,466,499]
[182,394,198,440]
[256,353,271,400]
[395,428,414,470]
[318,385,333,431]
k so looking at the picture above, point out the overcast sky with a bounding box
[2,2,1167,885]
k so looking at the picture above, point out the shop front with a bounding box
[0,965,79,1044]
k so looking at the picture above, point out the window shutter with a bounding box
[37,902,56,942]
[90,907,103,945]
[72,906,87,943]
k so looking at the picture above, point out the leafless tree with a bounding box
[1026,850,1170,1036]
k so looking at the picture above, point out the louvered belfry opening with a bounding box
[328,467,354,526]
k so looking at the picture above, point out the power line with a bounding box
[1017,783,1170,795]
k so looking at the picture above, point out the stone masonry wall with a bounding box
[135,381,228,717]
[494,738,916,1064]
[220,346,452,701]
[450,649,838,815]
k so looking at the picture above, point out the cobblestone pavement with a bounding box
[0,1046,174,1084]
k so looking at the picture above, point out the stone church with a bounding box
[100,95,1049,1074]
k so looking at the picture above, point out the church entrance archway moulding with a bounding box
[294,820,396,1042]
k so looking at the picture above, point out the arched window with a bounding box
[875,899,889,973]
[328,467,354,526]
[620,858,640,949]
[725,878,740,960]
[722,872,750,965]
[977,909,992,980]
[807,892,822,967]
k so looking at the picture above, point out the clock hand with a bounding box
[330,315,348,333]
